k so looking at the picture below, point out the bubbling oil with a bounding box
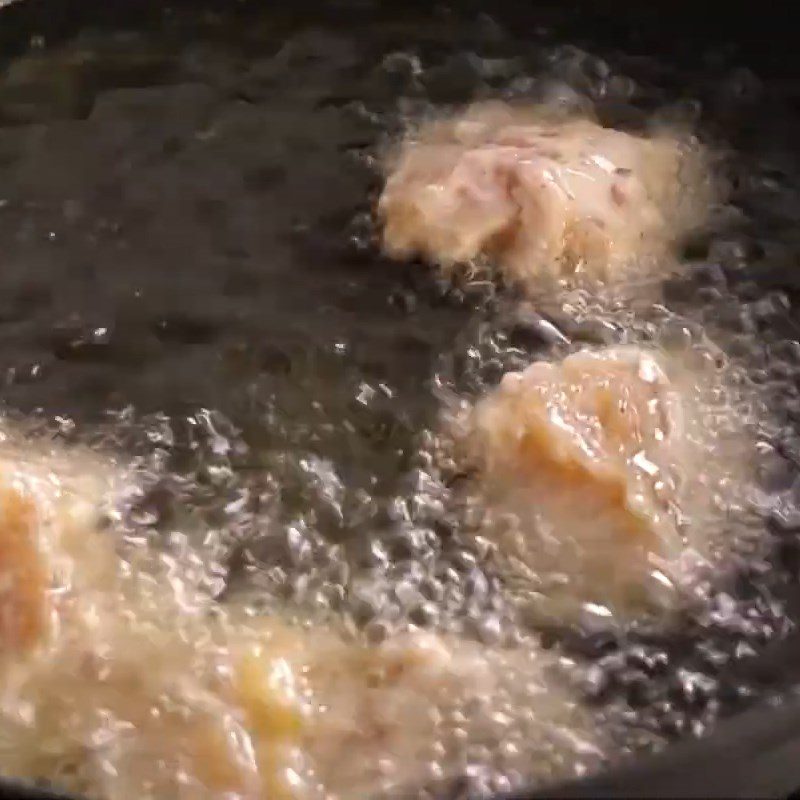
[0,6,799,800]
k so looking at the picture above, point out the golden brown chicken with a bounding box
[0,426,598,800]
[462,345,749,621]
[0,429,122,654]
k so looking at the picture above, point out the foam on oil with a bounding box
[0,7,798,799]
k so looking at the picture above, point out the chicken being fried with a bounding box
[0,429,121,654]
[379,103,707,286]
[0,426,600,800]
[463,345,747,621]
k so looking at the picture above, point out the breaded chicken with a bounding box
[379,103,706,286]
[0,427,598,800]
[0,428,121,654]
[464,346,698,619]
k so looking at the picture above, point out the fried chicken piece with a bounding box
[0,427,598,800]
[379,103,706,285]
[465,346,691,618]
[0,489,48,651]
[0,430,120,653]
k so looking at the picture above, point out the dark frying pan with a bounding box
[2,1,800,798]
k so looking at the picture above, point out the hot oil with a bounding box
[0,4,799,798]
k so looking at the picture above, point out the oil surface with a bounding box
[2,3,800,798]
